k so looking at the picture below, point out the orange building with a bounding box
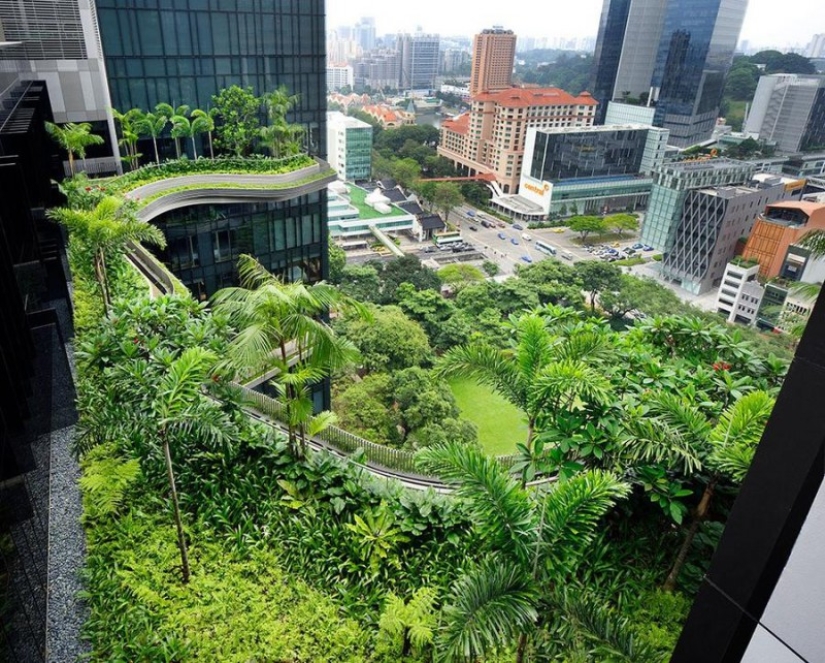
[742,201,825,278]
[437,87,597,193]
[361,104,415,128]
[469,28,517,96]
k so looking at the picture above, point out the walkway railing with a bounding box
[229,382,520,482]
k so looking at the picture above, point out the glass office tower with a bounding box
[95,0,327,156]
[651,0,747,147]
[591,0,632,123]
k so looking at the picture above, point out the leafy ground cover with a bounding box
[448,377,527,455]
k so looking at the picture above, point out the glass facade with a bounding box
[529,128,650,181]
[344,126,373,180]
[95,0,327,157]
[150,191,327,299]
[591,0,632,122]
[651,0,746,147]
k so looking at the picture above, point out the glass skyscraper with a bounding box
[591,0,747,147]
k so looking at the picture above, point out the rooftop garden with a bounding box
[45,94,802,662]
[346,184,408,219]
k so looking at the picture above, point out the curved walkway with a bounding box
[123,158,337,224]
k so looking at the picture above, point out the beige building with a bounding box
[469,27,517,96]
[438,87,597,193]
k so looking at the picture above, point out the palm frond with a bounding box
[620,417,702,476]
[708,390,775,482]
[800,229,825,259]
[437,558,537,663]
[542,470,629,576]
[417,443,536,565]
[531,359,613,415]
[155,347,216,422]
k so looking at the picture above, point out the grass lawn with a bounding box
[448,377,527,456]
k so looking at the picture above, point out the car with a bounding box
[623,247,636,255]
[522,233,532,242]
[466,210,476,217]
[498,222,507,229]
[521,255,533,263]
[512,223,524,231]
[480,220,493,228]
[511,237,520,245]
[498,232,507,240]
[632,243,644,250]
[469,225,478,231]
[643,245,654,251]
[551,227,565,233]
[423,246,436,253]
[561,251,574,260]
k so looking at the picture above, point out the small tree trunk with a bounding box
[68,151,75,177]
[174,138,181,159]
[162,432,191,583]
[208,132,214,159]
[663,478,717,592]
[401,627,412,659]
[515,632,528,663]
[94,250,111,315]
[191,135,198,159]
[153,136,160,164]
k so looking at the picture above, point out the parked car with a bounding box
[423,246,436,253]
[466,210,476,217]
[498,232,507,240]
[521,255,533,263]
[511,237,520,245]
[623,248,636,255]
[643,245,654,251]
[512,223,524,230]
[632,243,644,250]
[481,220,493,228]
[522,233,532,241]
[469,225,478,231]
[561,250,574,260]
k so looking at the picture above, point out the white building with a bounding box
[326,65,354,91]
[326,111,373,181]
[716,261,763,324]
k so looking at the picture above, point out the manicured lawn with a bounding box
[448,377,527,456]
[346,184,407,219]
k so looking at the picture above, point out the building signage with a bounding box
[518,175,553,214]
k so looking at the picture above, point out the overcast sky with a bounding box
[326,0,825,50]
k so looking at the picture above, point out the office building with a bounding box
[354,17,376,53]
[641,157,754,251]
[438,87,597,194]
[326,65,354,91]
[95,1,327,155]
[494,123,669,218]
[469,27,517,96]
[744,74,825,154]
[442,49,470,75]
[352,51,401,92]
[591,0,747,147]
[397,32,440,91]
[603,101,657,125]
[741,201,825,279]
[662,174,806,294]
[327,111,373,181]
[807,33,825,59]
[715,259,763,324]
[0,0,119,168]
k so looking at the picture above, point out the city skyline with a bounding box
[327,0,825,51]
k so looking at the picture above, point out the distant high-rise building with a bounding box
[327,65,354,92]
[469,27,517,96]
[327,111,373,181]
[442,49,470,75]
[745,74,825,154]
[591,0,747,147]
[352,51,401,92]
[397,32,440,91]
[355,17,376,53]
[806,34,825,59]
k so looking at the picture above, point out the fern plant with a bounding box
[80,444,141,523]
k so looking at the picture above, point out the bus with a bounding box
[535,240,557,256]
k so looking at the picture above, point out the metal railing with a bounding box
[230,382,519,478]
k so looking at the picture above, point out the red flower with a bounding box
[85,186,91,191]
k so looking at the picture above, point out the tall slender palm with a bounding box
[211,254,363,454]
[155,103,190,158]
[191,109,217,158]
[436,314,613,456]
[170,115,195,158]
[620,390,775,591]
[48,196,166,314]
[111,108,144,171]
[136,347,226,583]
[260,85,304,157]
[45,121,105,176]
[418,443,629,662]
[134,111,168,164]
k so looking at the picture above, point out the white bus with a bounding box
[535,240,557,256]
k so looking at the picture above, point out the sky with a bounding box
[326,0,825,51]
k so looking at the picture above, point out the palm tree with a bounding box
[620,390,775,591]
[190,109,215,158]
[210,254,364,455]
[45,121,105,176]
[145,347,225,583]
[260,86,304,158]
[418,443,629,662]
[47,196,166,314]
[170,115,194,159]
[134,111,168,164]
[436,314,613,457]
[155,103,190,158]
[110,108,144,171]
